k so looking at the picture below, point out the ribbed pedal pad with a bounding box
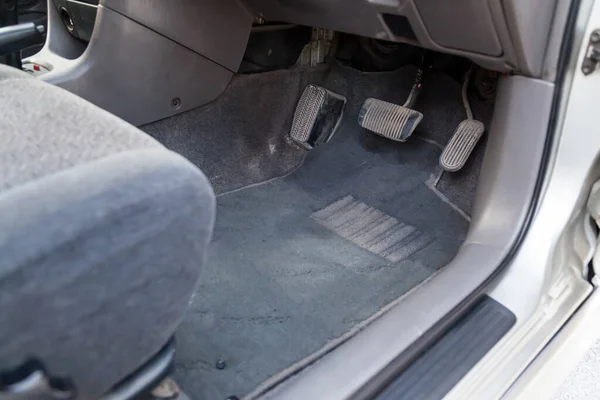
[439,120,485,172]
[358,98,423,142]
[290,85,346,150]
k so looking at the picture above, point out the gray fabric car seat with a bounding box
[0,65,215,398]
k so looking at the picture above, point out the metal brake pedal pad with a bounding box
[439,120,485,172]
[358,98,423,142]
[290,85,347,149]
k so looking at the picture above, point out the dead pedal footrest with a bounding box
[290,85,347,149]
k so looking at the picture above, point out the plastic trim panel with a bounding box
[375,297,515,400]
[29,3,233,125]
[101,0,252,72]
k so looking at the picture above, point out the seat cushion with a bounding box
[0,65,215,397]
[0,65,158,191]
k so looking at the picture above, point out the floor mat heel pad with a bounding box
[312,196,433,263]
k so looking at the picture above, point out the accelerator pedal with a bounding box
[439,120,485,172]
[290,85,346,150]
[440,67,485,172]
[358,66,424,142]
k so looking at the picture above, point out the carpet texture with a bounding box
[142,64,494,214]
[416,72,495,216]
[142,68,325,194]
[160,64,480,399]
[312,196,434,263]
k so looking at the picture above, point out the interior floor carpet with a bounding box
[141,68,324,194]
[142,63,494,399]
[171,66,471,399]
[142,63,493,216]
[415,71,495,216]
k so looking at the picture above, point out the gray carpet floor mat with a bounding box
[415,71,495,216]
[143,63,495,399]
[142,68,322,194]
[171,66,472,399]
[142,64,494,217]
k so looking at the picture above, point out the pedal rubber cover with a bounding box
[358,98,423,142]
[290,85,346,149]
[439,119,485,172]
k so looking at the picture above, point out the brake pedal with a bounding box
[290,85,346,149]
[358,98,423,142]
[440,67,485,172]
[358,66,424,142]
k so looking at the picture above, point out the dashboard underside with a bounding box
[49,0,560,77]
[244,0,560,75]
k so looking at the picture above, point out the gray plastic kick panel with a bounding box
[375,296,515,400]
[28,0,252,126]
[101,0,252,71]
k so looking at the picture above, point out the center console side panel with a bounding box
[101,0,252,72]
[37,5,233,125]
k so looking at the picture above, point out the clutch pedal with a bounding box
[290,85,346,150]
[439,67,485,172]
[358,66,424,142]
